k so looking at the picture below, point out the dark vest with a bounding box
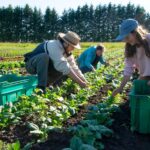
[24,42,48,62]
[24,41,71,83]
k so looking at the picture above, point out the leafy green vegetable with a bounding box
[0,48,125,148]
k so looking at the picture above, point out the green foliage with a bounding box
[0,46,125,148]
[0,140,20,150]
[0,3,149,42]
[0,42,124,58]
[66,101,117,150]
[0,61,25,70]
[63,136,96,150]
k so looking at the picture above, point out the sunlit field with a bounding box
[0,42,125,58]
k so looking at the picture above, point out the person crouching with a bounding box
[24,31,88,93]
[77,44,108,73]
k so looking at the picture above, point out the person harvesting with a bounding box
[112,19,150,96]
[24,31,87,93]
[77,44,108,73]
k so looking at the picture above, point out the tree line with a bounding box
[0,3,150,42]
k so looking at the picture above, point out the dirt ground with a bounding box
[102,101,150,150]
[32,85,150,150]
[1,83,150,150]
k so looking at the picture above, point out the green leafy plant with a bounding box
[0,140,20,150]
[0,48,125,148]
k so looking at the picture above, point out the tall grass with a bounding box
[0,42,125,57]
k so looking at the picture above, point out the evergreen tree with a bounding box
[30,7,44,42]
[44,7,58,40]
[0,3,149,42]
[13,6,23,42]
[21,4,33,42]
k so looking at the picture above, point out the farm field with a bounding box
[0,42,150,150]
[0,42,124,74]
[0,42,125,57]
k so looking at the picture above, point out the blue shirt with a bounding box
[77,46,106,69]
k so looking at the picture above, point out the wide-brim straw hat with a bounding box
[58,31,81,49]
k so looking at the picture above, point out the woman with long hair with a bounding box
[112,19,150,96]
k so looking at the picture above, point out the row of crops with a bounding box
[0,46,128,150]
[0,42,124,76]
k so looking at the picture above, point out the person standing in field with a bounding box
[24,31,88,93]
[77,44,108,73]
[112,19,150,96]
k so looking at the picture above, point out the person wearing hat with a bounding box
[24,31,88,93]
[77,44,108,73]
[112,18,150,96]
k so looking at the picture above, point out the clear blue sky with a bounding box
[0,0,150,14]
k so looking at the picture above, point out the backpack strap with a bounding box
[45,41,49,55]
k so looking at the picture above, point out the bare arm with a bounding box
[68,68,87,88]
[112,56,135,97]
[67,55,88,82]
[112,75,130,97]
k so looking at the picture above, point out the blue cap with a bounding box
[115,19,139,41]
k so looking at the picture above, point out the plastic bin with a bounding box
[133,80,150,95]
[0,74,37,106]
[129,80,150,134]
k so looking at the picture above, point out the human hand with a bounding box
[80,81,88,88]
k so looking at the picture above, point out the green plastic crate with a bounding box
[0,74,37,106]
[129,83,150,133]
[133,80,150,95]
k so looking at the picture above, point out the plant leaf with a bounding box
[79,144,96,150]
[70,136,83,150]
